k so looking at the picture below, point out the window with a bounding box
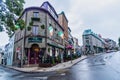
[86,40,89,45]
[85,36,89,39]
[33,12,39,18]
[32,25,39,35]
[49,18,52,24]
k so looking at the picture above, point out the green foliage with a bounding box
[29,21,33,26]
[16,19,25,30]
[6,0,25,16]
[48,48,50,52]
[0,0,25,36]
[52,58,55,64]
[119,37,120,47]
[27,26,31,31]
[41,24,45,29]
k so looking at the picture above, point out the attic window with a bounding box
[33,12,39,18]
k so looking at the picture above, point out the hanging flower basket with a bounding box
[48,48,50,52]
[29,21,33,26]
[66,45,73,49]
[41,24,45,29]
[27,26,31,31]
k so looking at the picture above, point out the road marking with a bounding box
[17,75,24,78]
[35,76,48,80]
[17,75,48,80]
[60,73,66,76]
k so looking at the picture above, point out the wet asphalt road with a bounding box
[0,51,120,80]
[48,51,120,80]
[0,65,56,80]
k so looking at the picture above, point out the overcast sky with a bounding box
[0,0,120,46]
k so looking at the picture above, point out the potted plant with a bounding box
[29,21,33,26]
[48,48,50,52]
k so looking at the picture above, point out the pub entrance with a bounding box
[29,44,40,64]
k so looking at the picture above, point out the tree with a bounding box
[6,0,25,16]
[0,0,7,32]
[0,0,25,36]
[118,37,120,47]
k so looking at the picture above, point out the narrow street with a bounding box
[0,51,120,80]
[48,51,120,80]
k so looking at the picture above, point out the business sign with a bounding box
[16,47,20,52]
[28,37,42,43]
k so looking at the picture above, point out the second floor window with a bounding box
[33,12,39,18]
[32,25,39,35]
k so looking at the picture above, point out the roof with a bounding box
[58,11,68,22]
[83,29,106,44]
[40,1,58,18]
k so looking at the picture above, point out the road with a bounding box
[48,51,120,80]
[0,51,120,80]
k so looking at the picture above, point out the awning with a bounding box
[47,43,65,49]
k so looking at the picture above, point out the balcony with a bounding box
[31,17,40,22]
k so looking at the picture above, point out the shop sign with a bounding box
[28,37,42,43]
[16,47,20,52]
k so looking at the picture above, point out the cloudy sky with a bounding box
[0,0,120,46]
[24,0,120,45]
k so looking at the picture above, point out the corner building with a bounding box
[14,1,64,66]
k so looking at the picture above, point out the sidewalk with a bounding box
[6,55,87,73]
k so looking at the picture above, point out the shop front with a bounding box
[25,37,45,65]
[47,41,64,63]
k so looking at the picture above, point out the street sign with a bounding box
[16,47,20,52]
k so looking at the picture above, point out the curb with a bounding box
[71,57,88,66]
[1,54,103,73]
[0,56,88,73]
[0,64,46,73]
[72,53,105,66]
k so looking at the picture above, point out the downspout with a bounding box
[21,11,28,67]
[45,12,48,63]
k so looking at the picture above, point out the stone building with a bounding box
[58,11,68,42]
[58,12,71,59]
[14,1,64,66]
[82,29,105,54]
[104,38,117,50]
